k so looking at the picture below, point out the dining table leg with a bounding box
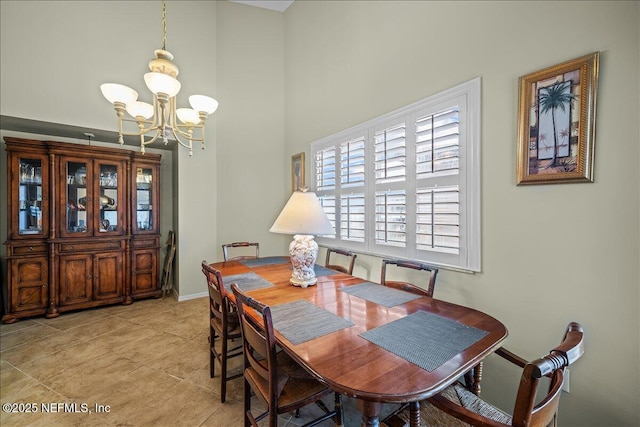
[409,401,420,427]
[357,400,383,427]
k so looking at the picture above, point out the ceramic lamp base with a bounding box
[288,234,318,288]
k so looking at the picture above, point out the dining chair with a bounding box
[380,259,439,297]
[381,260,483,397]
[231,283,343,427]
[201,260,243,403]
[383,322,585,427]
[222,241,260,261]
[380,258,483,417]
[381,259,486,398]
[325,248,357,275]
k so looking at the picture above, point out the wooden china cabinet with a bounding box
[2,137,162,323]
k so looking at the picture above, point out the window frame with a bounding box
[312,78,481,273]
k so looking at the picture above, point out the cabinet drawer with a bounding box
[60,241,123,252]
[132,238,159,248]
[12,244,48,255]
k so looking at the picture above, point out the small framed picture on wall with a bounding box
[291,152,305,192]
[516,52,599,185]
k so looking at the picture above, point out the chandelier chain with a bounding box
[162,0,167,51]
[100,0,218,156]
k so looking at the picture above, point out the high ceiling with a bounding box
[231,1,294,13]
[1,1,295,146]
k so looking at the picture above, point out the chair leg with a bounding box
[335,393,343,427]
[244,379,252,427]
[220,333,228,403]
[209,326,216,378]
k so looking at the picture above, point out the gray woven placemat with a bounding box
[314,265,342,276]
[339,282,421,307]
[222,272,274,292]
[270,300,354,345]
[240,257,289,267]
[359,310,489,371]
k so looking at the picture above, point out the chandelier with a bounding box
[100,0,218,156]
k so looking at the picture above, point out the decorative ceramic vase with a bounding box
[288,234,319,287]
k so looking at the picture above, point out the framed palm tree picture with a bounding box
[291,152,305,192]
[517,52,599,184]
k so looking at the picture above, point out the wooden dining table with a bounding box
[210,257,508,427]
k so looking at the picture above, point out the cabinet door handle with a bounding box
[69,245,75,250]
[42,283,47,288]
[28,246,33,252]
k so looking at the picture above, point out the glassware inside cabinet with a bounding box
[136,167,153,231]
[18,158,43,235]
[99,164,119,232]
[66,161,88,234]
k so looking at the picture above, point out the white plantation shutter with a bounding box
[341,137,365,187]
[415,107,461,256]
[375,190,406,247]
[416,108,460,178]
[318,195,336,239]
[316,147,337,238]
[341,193,366,242]
[416,186,459,254]
[312,78,480,272]
[315,146,336,191]
[374,121,408,250]
[375,124,406,183]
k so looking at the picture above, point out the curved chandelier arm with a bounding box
[138,128,163,155]
[168,126,194,156]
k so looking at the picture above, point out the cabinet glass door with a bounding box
[18,157,44,235]
[99,164,119,233]
[135,167,154,232]
[66,161,89,235]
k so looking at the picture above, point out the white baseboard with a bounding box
[177,291,208,302]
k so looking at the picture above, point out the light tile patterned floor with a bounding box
[0,296,399,426]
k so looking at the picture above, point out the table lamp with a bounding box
[270,188,334,287]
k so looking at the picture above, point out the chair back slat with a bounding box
[242,309,272,383]
[325,248,357,275]
[202,261,234,327]
[381,258,439,297]
[222,241,260,261]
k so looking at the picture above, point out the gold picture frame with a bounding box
[517,52,599,185]
[291,152,305,192]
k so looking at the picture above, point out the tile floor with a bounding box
[0,296,400,426]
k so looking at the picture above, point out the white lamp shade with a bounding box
[176,108,201,125]
[189,95,218,115]
[100,83,138,105]
[126,101,154,119]
[144,72,181,97]
[270,190,334,236]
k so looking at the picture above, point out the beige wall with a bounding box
[285,1,639,426]
[216,2,288,262]
[1,1,638,425]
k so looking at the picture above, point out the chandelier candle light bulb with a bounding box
[100,0,218,156]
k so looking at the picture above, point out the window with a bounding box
[312,78,480,272]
